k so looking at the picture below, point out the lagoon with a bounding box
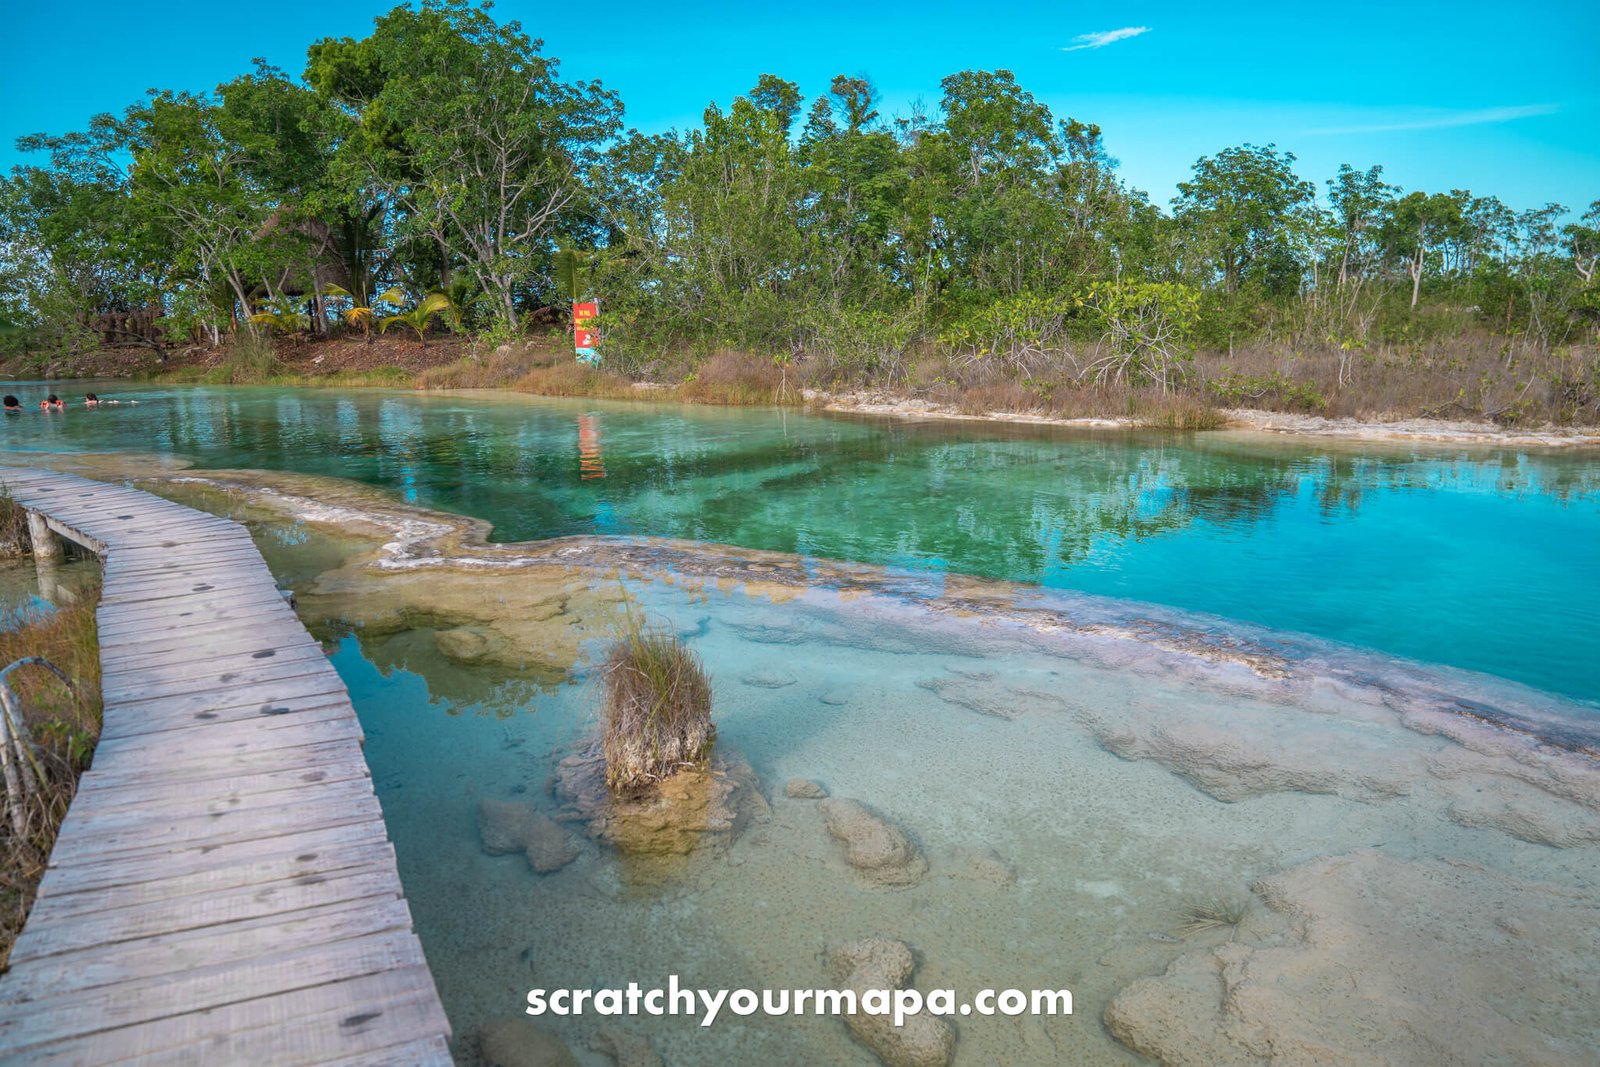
[5,381,1598,703]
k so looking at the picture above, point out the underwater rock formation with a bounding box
[1077,700,1415,803]
[826,939,956,1067]
[553,745,768,858]
[945,846,1016,887]
[785,778,828,799]
[587,1028,663,1067]
[477,1017,579,1067]
[818,798,928,887]
[741,667,798,688]
[1104,849,1600,1065]
[478,799,579,874]
[435,626,497,664]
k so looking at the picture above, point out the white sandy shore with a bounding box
[810,389,1600,446]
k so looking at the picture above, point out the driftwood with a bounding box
[0,657,73,838]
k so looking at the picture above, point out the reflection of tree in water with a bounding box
[321,623,561,719]
[95,390,1600,585]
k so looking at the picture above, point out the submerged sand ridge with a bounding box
[19,454,1600,1065]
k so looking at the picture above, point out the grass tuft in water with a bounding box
[1176,894,1251,940]
[600,604,714,795]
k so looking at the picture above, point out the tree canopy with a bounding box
[2,0,1593,369]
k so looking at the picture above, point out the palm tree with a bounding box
[375,290,457,346]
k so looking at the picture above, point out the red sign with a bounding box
[573,301,598,353]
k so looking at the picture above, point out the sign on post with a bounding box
[574,301,599,364]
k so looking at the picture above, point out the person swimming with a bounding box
[40,393,64,411]
[84,393,100,406]
[2,395,20,413]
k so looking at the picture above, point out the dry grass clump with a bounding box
[418,343,563,389]
[1176,895,1251,940]
[600,608,714,795]
[679,351,801,406]
[514,360,639,400]
[1,579,101,971]
[0,491,29,558]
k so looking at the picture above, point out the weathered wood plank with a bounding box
[3,967,450,1067]
[45,788,385,866]
[0,929,428,1045]
[71,758,372,816]
[9,865,404,963]
[33,820,392,900]
[9,896,418,998]
[29,839,397,926]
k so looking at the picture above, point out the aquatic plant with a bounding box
[1176,895,1251,939]
[600,605,714,794]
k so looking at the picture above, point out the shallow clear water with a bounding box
[5,381,1599,702]
[320,572,1597,1064]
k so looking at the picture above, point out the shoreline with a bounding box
[10,369,1600,448]
[811,389,1600,447]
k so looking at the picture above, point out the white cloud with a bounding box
[1061,27,1151,52]
[1304,104,1559,136]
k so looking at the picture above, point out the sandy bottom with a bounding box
[325,572,1599,1067]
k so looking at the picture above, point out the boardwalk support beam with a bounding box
[26,511,63,563]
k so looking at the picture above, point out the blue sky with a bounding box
[3,1,1596,214]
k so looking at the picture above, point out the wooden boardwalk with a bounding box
[0,467,452,1065]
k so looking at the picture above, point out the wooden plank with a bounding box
[33,820,392,900]
[98,688,354,741]
[71,758,372,816]
[30,838,396,924]
[9,865,404,963]
[73,739,362,789]
[101,640,328,681]
[0,929,428,1044]
[96,587,292,625]
[99,576,282,606]
[313,1034,454,1067]
[90,722,365,771]
[59,775,381,834]
[101,655,344,705]
[95,602,301,641]
[9,896,418,998]
[45,787,384,866]
[96,618,312,661]
[3,967,450,1067]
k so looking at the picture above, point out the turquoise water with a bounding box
[5,381,1599,702]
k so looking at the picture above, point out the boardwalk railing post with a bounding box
[26,511,64,564]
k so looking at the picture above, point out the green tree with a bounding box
[1174,144,1315,294]
[1382,191,1466,308]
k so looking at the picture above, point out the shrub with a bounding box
[1207,370,1328,413]
[600,608,714,795]
[1078,280,1201,393]
[0,490,29,558]
[679,351,799,406]
[205,331,285,384]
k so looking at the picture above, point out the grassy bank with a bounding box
[0,574,101,972]
[11,323,1599,431]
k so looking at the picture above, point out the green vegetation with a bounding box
[600,605,714,795]
[0,581,101,971]
[1,0,1596,425]
[0,491,29,559]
